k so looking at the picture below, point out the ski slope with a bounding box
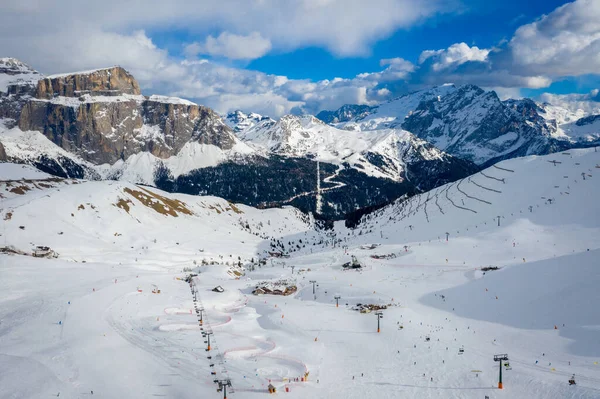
[1,148,600,398]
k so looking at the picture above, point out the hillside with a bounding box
[1,149,599,398]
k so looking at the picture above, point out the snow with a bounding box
[333,85,457,132]
[1,148,599,398]
[104,140,256,185]
[147,95,197,106]
[0,118,255,184]
[0,122,98,175]
[237,114,443,181]
[34,94,145,107]
[0,57,41,93]
[0,163,52,180]
[44,66,120,79]
[557,118,600,142]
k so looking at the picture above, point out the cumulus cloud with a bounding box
[0,0,598,117]
[0,0,458,61]
[184,32,272,60]
[538,90,600,115]
[418,42,490,71]
[509,0,600,76]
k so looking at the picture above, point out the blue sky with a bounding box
[246,0,571,80]
[1,0,599,116]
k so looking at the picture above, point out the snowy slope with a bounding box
[0,119,256,184]
[537,104,600,142]
[104,140,256,184]
[557,115,600,142]
[236,114,458,181]
[224,110,273,133]
[1,149,600,398]
[325,84,457,131]
[0,57,41,93]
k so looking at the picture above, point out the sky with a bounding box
[1,0,600,117]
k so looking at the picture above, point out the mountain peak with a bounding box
[0,57,39,74]
[0,57,41,94]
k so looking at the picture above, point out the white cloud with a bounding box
[509,0,600,76]
[419,42,490,71]
[185,32,272,60]
[0,0,458,61]
[0,0,598,118]
[538,90,600,115]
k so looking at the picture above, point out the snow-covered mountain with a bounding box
[0,57,40,94]
[224,110,274,133]
[234,113,474,183]
[1,59,478,219]
[319,84,456,132]
[320,84,600,166]
[315,104,375,124]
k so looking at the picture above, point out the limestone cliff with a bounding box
[6,64,237,164]
[36,67,140,98]
[18,94,235,165]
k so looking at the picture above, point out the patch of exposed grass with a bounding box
[208,204,222,214]
[4,212,12,221]
[114,197,133,213]
[78,204,85,210]
[124,187,193,217]
[227,202,243,214]
[9,185,30,195]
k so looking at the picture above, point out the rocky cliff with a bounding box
[14,67,236,165]
[0,140,6,161]
[36,67,140,98]
[0,58,40,124]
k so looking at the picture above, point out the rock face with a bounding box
[19,96,235,165]
[36,67,140,98]
[316,104,374,124]
[13,66,236,165]
[401,85,558,165]
[0,58,40,124]
[0,140,7,161]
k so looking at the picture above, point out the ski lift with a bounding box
[504,362,512,370]
[458,347,465,355]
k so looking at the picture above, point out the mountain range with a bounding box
[317,84,600,167]
[1,57,598,219]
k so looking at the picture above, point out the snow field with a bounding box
[0,148,599,398]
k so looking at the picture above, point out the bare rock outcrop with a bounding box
[36,67,141,98]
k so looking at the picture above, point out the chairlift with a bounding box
[458,347,465,355]
[504,362,512,370]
